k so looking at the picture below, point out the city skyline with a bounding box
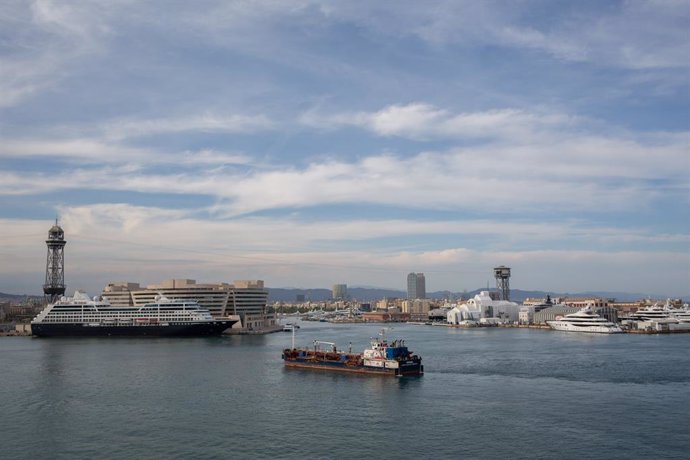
[1,1,688,296]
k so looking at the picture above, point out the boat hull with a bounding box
[282,355,423,376]
[31,320,237,337]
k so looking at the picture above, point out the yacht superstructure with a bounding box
[628,302,685,323]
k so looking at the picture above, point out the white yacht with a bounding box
[282,322,300,332]
[671,308,690,323]
[547,306,623,334]
[628,302,680,323]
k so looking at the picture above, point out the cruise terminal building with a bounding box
[102,279,275,331]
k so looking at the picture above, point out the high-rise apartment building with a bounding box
[332,284,347,300]
[407,272,426,299]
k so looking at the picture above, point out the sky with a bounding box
[1,0,689,297]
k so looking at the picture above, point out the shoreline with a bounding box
[4,322,689,336]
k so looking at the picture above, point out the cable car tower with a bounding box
[43,219,66,302]
[493,265,511,301]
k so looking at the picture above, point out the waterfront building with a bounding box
[520,296,556,324]
[523,296,556,307]
[518,307,532,325]
[407,273,426,299]
[332,284,347,300]
[554,297,620,323]
[402,299,432,321]
[533,305,580,325]
[428,307,450,321]
[401,299,431,315]
[446,291,521,324]
[447,303,480,323]
[561,297,609,309]
[102,279,274,330]
[362,310,410,322]
[376,298,404,311]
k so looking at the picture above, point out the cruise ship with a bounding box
[547,306,623,334]
[31,292,237,337]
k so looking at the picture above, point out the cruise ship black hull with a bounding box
[31,320,237,337]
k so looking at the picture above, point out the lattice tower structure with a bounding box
[493,266,511,301]
[44,220,66,302]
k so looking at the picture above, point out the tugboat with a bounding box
[282,330,423,377]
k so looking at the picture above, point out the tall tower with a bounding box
[44,220,66,302]
[416,273,426,299]
[407,273,417,299]
[332,284,347,300]
[407,273,426,299]
[493,266,511,301]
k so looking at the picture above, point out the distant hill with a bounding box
[268,287,405,302]
[0,292,35,301]
[559,291,670,302]
[267,287,685,303]
[0,292,44,304]
[3,288,684,304]
[267,287,571,303]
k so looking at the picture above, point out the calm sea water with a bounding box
[1,323,688,459]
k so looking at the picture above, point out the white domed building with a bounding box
[447,291,521,325]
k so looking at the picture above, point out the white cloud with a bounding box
[12,204,683,256]
[206,117,687,215]
[496,26,587,62]
[102,114,275,140]
[179,149,253,166]
[0,57,58,107]
[0,137,254,169]
[319,0,690,70]
[301,103,578,141]
[0,139,150,163]
[1,116,687,215]
[30,0,111,41]
[2,0,686,110]
[0,0,113,107]
[1,1,686,298]
[578,0,690,70]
